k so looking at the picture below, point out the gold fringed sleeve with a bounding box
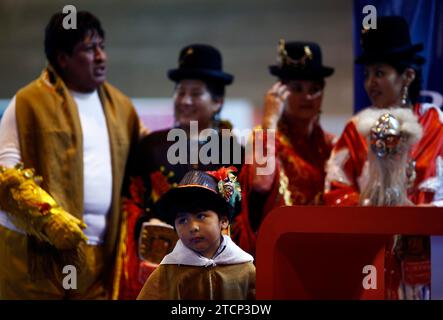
[0,163,87,249]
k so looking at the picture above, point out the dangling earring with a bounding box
[401,85,409,107]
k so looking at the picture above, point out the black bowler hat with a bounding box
[155,167,241,226]
[168,44,234,85]
[355,16,425,65]
[269,40,334,80]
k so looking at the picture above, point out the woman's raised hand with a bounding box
[262,82,290,129]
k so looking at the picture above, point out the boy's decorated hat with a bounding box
[155,167,241,225]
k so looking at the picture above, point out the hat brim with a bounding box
[155,185,231,226]
[355,43,424,65]
[168,68,234,85]
[269,65,335,80]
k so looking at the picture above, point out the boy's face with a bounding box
[174,210,229,259]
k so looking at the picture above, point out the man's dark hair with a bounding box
[44,11,105,74]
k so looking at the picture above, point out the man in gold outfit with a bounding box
[0,10,141,299]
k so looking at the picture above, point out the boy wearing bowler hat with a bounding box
[117,44,244,299]
[137,167,255,300]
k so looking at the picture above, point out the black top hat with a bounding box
[155,168,241,226]
[269,40,334,80]
[355,16,425,65]
[168,44,234,85]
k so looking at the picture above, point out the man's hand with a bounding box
[42,208,88,250]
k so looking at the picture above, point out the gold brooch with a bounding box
[179,47,194,66]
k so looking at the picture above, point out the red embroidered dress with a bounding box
[232,123,334,256]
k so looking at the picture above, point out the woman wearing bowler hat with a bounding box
[324,16,443,299]
[116,44,244,299]
[231,40,336,257]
